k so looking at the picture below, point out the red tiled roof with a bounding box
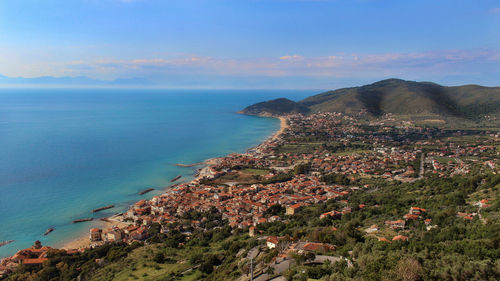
[267,236,279,244]
[22,258,48,265]
[378,237,390,243]
[392,235,408,241]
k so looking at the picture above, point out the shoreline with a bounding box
[272,116,288,140]
[57,219,130,251]
[54,115,288,252]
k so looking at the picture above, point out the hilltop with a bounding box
[237,97,310,116]
[240,79,500,121]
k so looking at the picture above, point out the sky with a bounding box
[0,0,499,89]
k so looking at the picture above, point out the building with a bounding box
[267,236,279,249]
[286,203,301,215]
[385,220,406,229]
[249,226,256,237]
[296,242,336,253]
[11,241,51,266]
[409,207,426,215]
[130,226,149,240]
[105,227,124,242]
[392,235,408,241]
[89,228,102,242]
[365,225,379,233]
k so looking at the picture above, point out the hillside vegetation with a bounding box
[240,79,500,121]
[238,98,310,116]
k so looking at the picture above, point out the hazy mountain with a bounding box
[0,74,153,86]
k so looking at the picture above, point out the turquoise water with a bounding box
[0,89,312,258]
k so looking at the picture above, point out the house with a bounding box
[403,213,419,220]
[124,225,139,235]
[130,226,149,240]
[457,212,475,220]
[342,206,352,214]
[320,210,341,219]
[392,235,408,241]
[267,236,279,249]
[268,215,280,222]
[377,237,390,243]
[105,228,124,242]
[475,199,490,208]
[299,242,335,253]
[385,220,405,229]
[409,207,426,215]
[22,258,48,265]
[12,241,52,266]
[286,203,302,215]
[365,225,379,233]
[89,228,102,242]
[255,217,267,225]
[249,226,256,237]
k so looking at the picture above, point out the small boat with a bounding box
[44,228,54,236]
[73,218,93,223]
[0,240,14,248]
[138,188,154,195]
[171,175,182,182]
[92,205,115,213]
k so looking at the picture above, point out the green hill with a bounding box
[238,97,310,116]
[240,79,500,119]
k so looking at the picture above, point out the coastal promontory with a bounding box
[240,79,500,121]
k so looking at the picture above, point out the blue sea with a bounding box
[0,89,313,258]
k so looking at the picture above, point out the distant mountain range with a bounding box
[0,74,152,86]
[240,79,500,120]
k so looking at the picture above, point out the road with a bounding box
[419,152,425,178]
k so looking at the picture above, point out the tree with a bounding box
[290,251,315,265]
[148,222,162,236]
[294,162,311,175]
[199,262,214,274]
[321,173,351,185]
[395,258,422,281]
[264,204,285,216]
[153,252,165,264]
[199,254,221,274]
[265,266,275,275]
[277,238,291,254]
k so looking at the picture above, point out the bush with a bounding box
[153,252,165,264]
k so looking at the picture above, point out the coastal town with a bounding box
[1,112,499,280]
[2,0,500,279]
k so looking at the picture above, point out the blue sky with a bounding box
[0,0,499,88]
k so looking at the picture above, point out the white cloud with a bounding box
[1,49,499,87]
[279,55,303,61]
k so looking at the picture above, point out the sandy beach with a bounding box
[270,116,288,140]
[59,220,130,250]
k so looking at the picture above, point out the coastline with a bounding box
[272,116,288,140]
[55,115,287,252]
[57,220,129,250]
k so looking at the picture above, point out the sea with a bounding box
[0,89,313,258]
